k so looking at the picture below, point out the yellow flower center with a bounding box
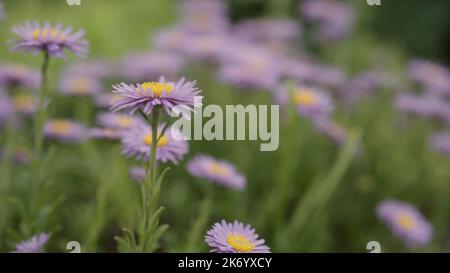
[226,234,254,253]
[72,78,90,94]
[139,82,174,97]
[117,116,133,128]
[143,133,169,147]
[32,27,65,40]
[208,162,230,177]
[396,213,415,231]
[293,89,317,106]
[50,120,72,135]
[13,94,33,110]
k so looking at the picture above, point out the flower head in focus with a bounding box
[205,220,270,253]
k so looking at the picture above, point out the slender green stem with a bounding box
[150,108,160,184]
[34,51,50,157]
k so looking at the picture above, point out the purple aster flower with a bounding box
[276,85,334,119]
[300,0,354,41]
[129,166,146,182]
[0,64,40,90]
[11,93,38,116]
[0,91,12,126]
[13,233,50,253]
[88,127,122,140]
[179,0,230,35]
[43,119,87,143]
[97,112,143,130]
[340,71,388,104]
[120,52,185,82]
[431,132,450,158]
[377,200,433,248]
[111,76,202,118]
[233,19,302,44]
[59,73,102,96]
[179,34,233,62]
[395,93,450,124]
[314,119,347,145]
[205,220,270,253]
[121,121,188,164]
[11,21,88,59]
[408,59,450,96]
[187,154,246,190]
[62,60,113,80]
[94,93,123,109]
[152,27,192,53]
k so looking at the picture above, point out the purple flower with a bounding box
[0,64,40,90]
[13,233,50,253]
[11,93,38,116]
[395,93,450,124]
[340,71,387,104]
[94,93,123,109]
[233,19,301,44]
[59,73,102,96]
[11,21,88,59]
[62,60,113,80]
[431,132,450,158]
[377,200,433,248]
[111,76,202,118]
[88,127,122,140]
[205,220,270,253]
[43,119,87,143]
[152,27,192,53]
[179,34,232,62]
[314,119,347,145]
[0,91,12,125]
[120,52,185,82]
[300,0,354,41]
[276,85,334,120]
[179,0,230,35]
[121,121,188,164]
[129,166,146,182]
[97,112,143,130]
[187,154,246,190]
[408,59,450,96]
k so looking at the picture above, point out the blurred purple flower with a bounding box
[59,73,102,96]
[0,2,5,21]
[179,0,230,35]
[111,76,202,118]
[43,119,87,143]
[314,119,347,145]
[276,85,334,120]
[121,122,188,164]
[408,59,450,96]
[11,21,88,59]
[97,112,143,130]
[395,93,450,124]
[300,0,354,41]
[0,91,12,126]
[233,19,301,44]
[11,93,38,116]
[377,200,433,248]
[431,132,450,158]
[88,127,122,140]
[129,166,146,182]
[13,233,50,253]
[0,64,40,90]
[120,52,185,81]
[94,93,123,109]
[187,154,246,190]
[205,220,270,253]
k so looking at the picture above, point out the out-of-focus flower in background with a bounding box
[408,59,450,97]
[205,220,270,253]
[187,154,246,190]
[0,64,40,91]
[121,122,188,163]
[59,73,102,97]
[431,132,450,159]
[377,200,433,248]
[43,119,87,143]
[12,233,50,253]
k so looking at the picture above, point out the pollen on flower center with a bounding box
[139,82,174,97]
[208,162,230,176]
[226,234,254,252]
[293,89,317,106]
[32,28,65,40]
[396,213,415,230]
[144,133,169,147]
[50,121,72,135]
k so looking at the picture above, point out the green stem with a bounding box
[34,51,50,158]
